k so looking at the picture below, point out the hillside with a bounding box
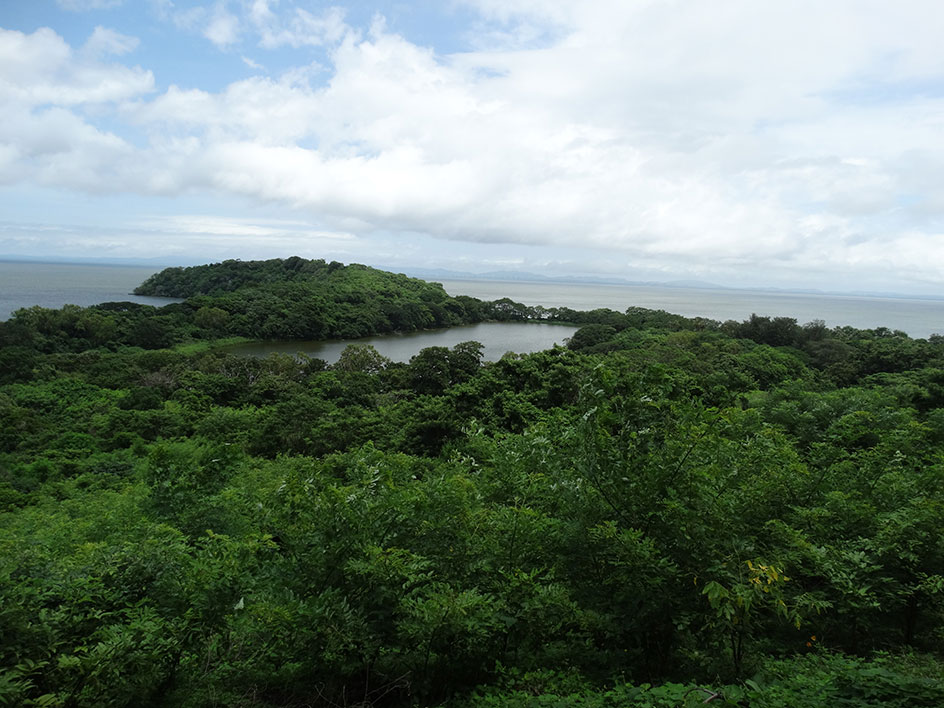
[1,261,943,706]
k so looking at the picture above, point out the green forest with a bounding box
[1,257,943,707]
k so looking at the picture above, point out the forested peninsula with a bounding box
[2,257,944,707]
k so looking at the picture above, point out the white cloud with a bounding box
[242,55,264,71]
[83,26,139,57]
[204,2,240,48]
[158,1,349,51]
[155,1,240,49]
[249,2,349,49]
[5,2,944,290]
[0,28,149,191]
[138,214,355,240]
[0,105,135,189]
[0,28,153,106]
[0,216,355,262]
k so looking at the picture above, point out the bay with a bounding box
[0,261,176,320]
[223,322,579,364]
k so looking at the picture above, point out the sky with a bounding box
[1,1,943,294]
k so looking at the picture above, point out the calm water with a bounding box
[0,261,175,319]
[224,322,580,363]
[439,280,944,338]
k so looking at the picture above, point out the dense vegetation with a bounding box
[1,259,943,706]
[2,259,497,357]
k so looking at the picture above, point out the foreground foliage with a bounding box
[1,260,943,706]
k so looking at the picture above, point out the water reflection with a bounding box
[223,321,579,364]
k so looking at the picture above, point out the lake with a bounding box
[0,261,172,319]
[222,322,580,363]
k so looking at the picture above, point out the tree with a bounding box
[334,344,390,374]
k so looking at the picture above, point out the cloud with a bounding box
[0,28,150,190]
[0,216,357,263]
[155,1,240,49]
[121,23,813,262]
[242,55,264,71]
[204,2,240,48]
[57,0,124,11]
[0,27,153,106]
[248,2,349,49]
[5,2,944,290]
[0,105,136,190]
[138,214,355,240]
[155,1,348,51]
[82,26,139,57]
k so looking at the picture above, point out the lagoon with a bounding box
[222,321,580,364]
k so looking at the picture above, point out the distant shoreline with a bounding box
[3,256,944,305]
[434,275,944,304]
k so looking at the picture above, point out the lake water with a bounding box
[223,322,580,363]
[0,261,173,319]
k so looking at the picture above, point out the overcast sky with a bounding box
[1,1,943,293]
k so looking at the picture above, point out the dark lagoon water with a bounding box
[223,322,579,363]
[0,261,174,319]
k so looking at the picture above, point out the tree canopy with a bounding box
[1,260,943,707]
